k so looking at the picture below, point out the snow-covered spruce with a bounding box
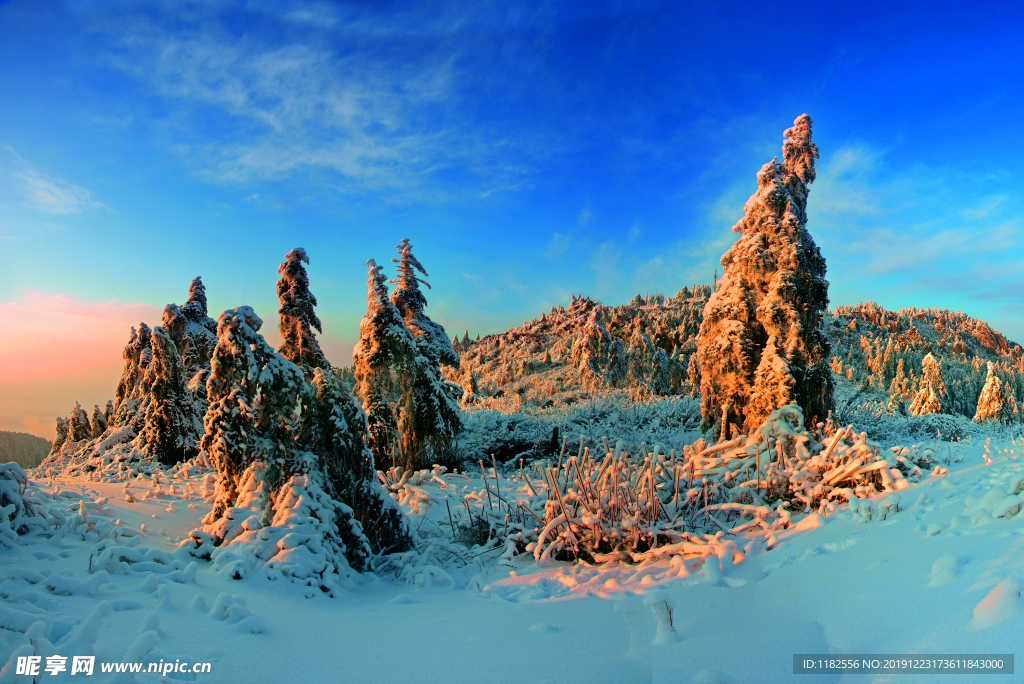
[503,405,936,564]
[389,239,462,470]
[276,247,330,377]
[136,326,202,466]
[974,361,1017,423]
[310,367,412,557]
[353,259,417,470]
[908,352,947,416]
[188,305,374,587]
[697,114,833,438]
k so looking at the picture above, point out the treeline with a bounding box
[830,301,1022,422]
[0,431,50,469]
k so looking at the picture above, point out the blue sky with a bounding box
[2,0,1024,436]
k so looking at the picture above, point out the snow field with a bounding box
[4,433,1024,682]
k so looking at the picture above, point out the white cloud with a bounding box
[544,232,571,259]
[2,146,105,215]
[88,2,550,197]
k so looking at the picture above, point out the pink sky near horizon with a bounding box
[0,290,356,440]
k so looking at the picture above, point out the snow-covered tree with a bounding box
[201,304,321,534]
[353,260,417,469]
[388,240,461,469]
[181,276,211,323]
[974,361,1016,423]
[195,304,389,584]
[162,279,217,376]
[68,402,91,442]
[570,307,627,387]
[276,248,329,377]
[90,404,108,439]
[202,307,264,520]
[51,417,69,453]
[310,368,411,558]
[113,323,154,430]
[137,326,201,465]
[696,114,833,436]
[390,239,459,369]
[908,352,947,416]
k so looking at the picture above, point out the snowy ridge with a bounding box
[450,287,709,414]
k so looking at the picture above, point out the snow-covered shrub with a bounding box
[504,405,934,565]
[0,463,55,548]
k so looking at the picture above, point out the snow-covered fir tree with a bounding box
[696,114,833,436]
[907,352,947,416]
[90,404,108,439]
[201,307,264,520]
[196,303,388,584]
[112,323,154,431]
[388,239,461,469]
[276,248,329,377]
[162,277,217,377]
[309,368,411,558]
[68,402,91,442]
[974,361,1016,422]
[136,326,201,465]
[353,259,417,470]
[52,417,69,452]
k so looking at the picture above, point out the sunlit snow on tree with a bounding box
[697,114,833,437]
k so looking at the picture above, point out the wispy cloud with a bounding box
[2,146,106,214]
[544,232,572,259]
[86,1,554,198]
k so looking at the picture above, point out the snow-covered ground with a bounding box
[3,437,1024,683]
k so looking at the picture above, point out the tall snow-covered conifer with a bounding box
[68,402,91,442]
[974,361,1015,422]
[163,276,217,376]
[388,239,461,469]
[353,260,416,469]
[310,368,411,557]
[908,352,947,416]
[137,326,201,465]
[90,404,108,439]
[202,307,264,520]
[276,248,329,376]
[696,114,833,435]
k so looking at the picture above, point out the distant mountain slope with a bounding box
[0,431,51,468]
[828,301,1023,420]
[447,289,1024,435]
[446,285,710,410]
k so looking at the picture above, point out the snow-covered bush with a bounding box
[459,392,703,468]
[502,405,935,564]
[0,463,55,548]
